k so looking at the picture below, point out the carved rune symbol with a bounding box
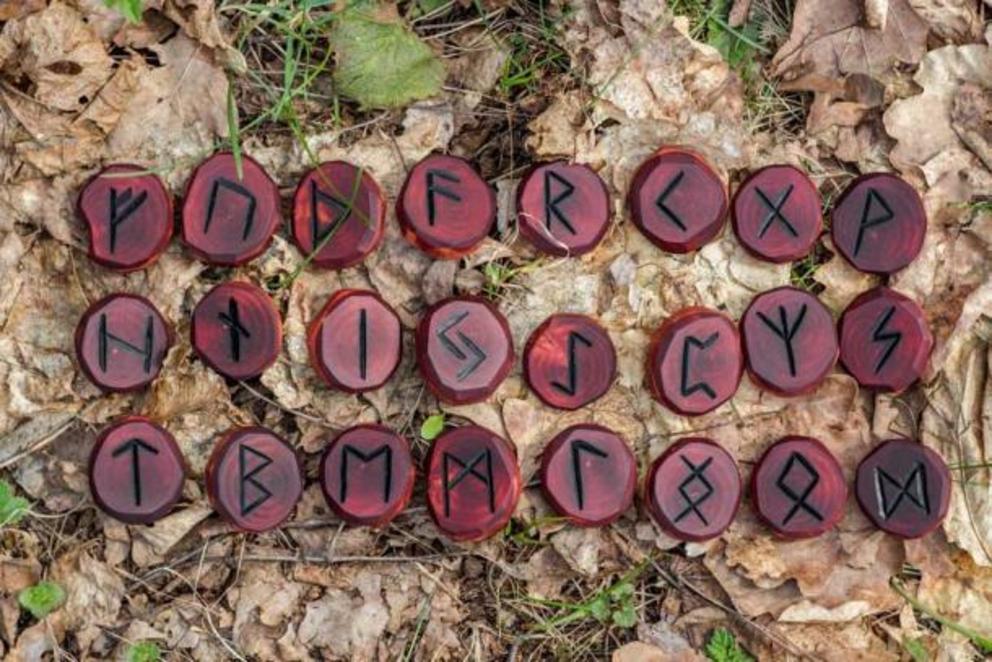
[854,188,894,256]
[218,298,251,362]
[108,187,148,252]
[776,452,823,525]
[756,304,807,377]
[238,444,273,516]
[544,170,576,235]
[98,313,155,374]
[673,455,715,525]
[310,180,350,248]
[680,332,719,399]
[756,185,798,238]
[551,332,593,396]
[870,306,901,374]
[569,439,608,510]
[443,450,494,517]
[655,170,687,231]
[112,438,158,506]
[425,169,461,225]
[358,308,368,381]
[205,178,257,240]
[340,444,393,503]
[875,463,930,519]
[437,311,487,381]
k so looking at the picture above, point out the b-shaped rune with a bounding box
[645,438,740,541]
[75,293,171,392]
[397,154,496,259]
[839,287,932,393]
[308,290,402,392]
[417,297,514,404]
[741,287,838,396]
[647,308,742,416]
[751,436,847,539]
[319,425,415,527]
[628,147,728,253]
[516,161,610,256]
[291,161,386,270]
[831,173,926,274]
[524,314,616,410]
[77,164,173,271]
[181,152,282,266]
[539,424,636,527]
[425,426,521,541]
[731,165,822,263]
[206,427,303,532]
[191,281,282,380]
[88,416,186,524]
[855,439,950,538]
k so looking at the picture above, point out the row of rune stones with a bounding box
[90,418,949,542]
[79,148,926,273]
[76,285,933,408]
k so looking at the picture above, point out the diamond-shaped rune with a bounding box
[775,452,823,525]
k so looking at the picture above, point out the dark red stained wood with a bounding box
[319,424,415,527]
[89,416,186,524]
[416,296,514,405]
[291,161,386,269]
[740,286,838,396]
[191,281,282,381]
[523,314,616,410]
[731,165,822,263]
[78,164,173,272]
[831,173,926,274]
[75,293,172,392]
[839,287,932,393]
[855,439,950,539]
[516,161,611,257]
[181,152,282,266]
[647,307,743,416]
[205,427,303,533]
[645,437,741,541]
[397,154,496,259]
[627,147,728,253]
[539,424,635,527]
[751,436,847,539]
[425,425,521,541]
[308,289,402,392]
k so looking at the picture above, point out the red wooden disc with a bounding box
[751,436,847,539]
[307,289,402,392]
[425,425,521,541]
[647,307,743,416]
[523,314,616,410]
[731,165,822,263]
[396,154,495,259]
[416,296,514,404]
[78,164,173,272]
[838,287,932,393]
[191,281,282,380]
[89,416,186,524]
[740,287,838,396]
[205,427,303,533]
[539,424,635,527]
[645,437,741,541]
[319,424,415,527]
[75,293,172,392]
[516,161,610,257]
[627,147,728,253]
[855,439,950,539]
[830,173,926,274]
[181,152,281,266]
[291,161,385,269]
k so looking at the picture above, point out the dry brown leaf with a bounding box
[908,0,984,43]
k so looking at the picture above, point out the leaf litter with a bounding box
[0,0,991,659]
